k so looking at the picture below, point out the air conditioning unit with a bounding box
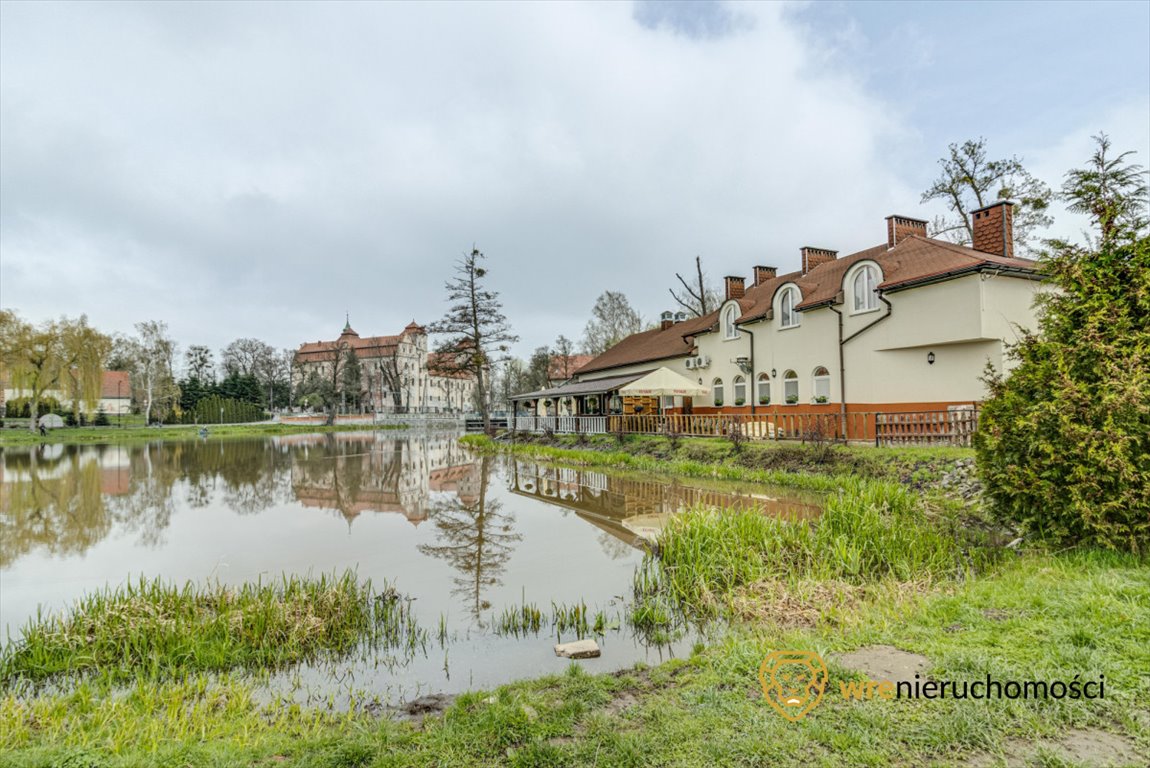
[695,355,711,369]
[685,358,696,370]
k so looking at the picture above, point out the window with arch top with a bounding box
[783,370,799,404]
[779,287,800,328]
[712,377,724,407]
[757,373,770,405]
[723,304,739,339]
[812,366,831,403]
[852,265,880,313]
[733,375,746,405]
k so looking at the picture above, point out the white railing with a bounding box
[514,415,608,434]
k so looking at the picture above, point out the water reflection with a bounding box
[507,460,822,548]
[1,433,825,698]
[419,456,521,620]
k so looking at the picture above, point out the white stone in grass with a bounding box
[554,639,601,659]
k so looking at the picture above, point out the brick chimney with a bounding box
[753,265,777,285]
[724,276,745,301]
[801,247,837,275]
[660,311,674,330]
[885,215,928,248]
[971,201,1014,258]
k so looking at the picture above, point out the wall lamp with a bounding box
[770,368,777,378]
[927,352,936,365]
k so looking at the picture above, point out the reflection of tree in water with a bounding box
[1,438,292,564]
[418,456,521,621]
[0,447,112,567]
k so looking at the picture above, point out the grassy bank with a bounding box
[0,421,408,446]
[459,433,976,490]
[0,572,424,685]
[3,552,1145,767]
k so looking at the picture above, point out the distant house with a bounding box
[513,202,1044,433]
[294,319,477,414]
[547,353,595,387]
[1,370,132,416]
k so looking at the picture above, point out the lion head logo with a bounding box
[758,650,829,721]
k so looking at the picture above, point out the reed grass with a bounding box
[648,476,964,616]
[0,571,426,684]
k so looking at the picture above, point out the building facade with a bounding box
[294,320,477,414]
[514,202,1045,434]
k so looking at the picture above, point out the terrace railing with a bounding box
[509,408,979,446]
[874,408,979,447]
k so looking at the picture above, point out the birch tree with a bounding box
[129,321,178,424]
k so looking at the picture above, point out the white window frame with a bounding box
[723,304,739,340]
[851,264,881,314]
[756,374,770,405]
[783,370,799,405]
[779,287,800,329]
[712,378,724,407]
[812,367,831,403]
[733,375,746,406]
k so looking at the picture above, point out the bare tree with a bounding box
[221,338,276,378]
[922,138,1053,255]
[295,337,353,425]
[552,334,576,381]
[184,345,215,382]
[129,320,178,424]
[669,255,720,317]
[429,247,518,433]
[582,290,641,355]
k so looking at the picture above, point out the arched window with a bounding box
[812,366,831,403]
[779,287,800,328]
[757,373,771,405]
[783,370,799,404]
[733,375,746,405]
[712,377,724,407]
[852,265,880,312]
[723,304,739,339]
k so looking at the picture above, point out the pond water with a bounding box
[0,432,822,705]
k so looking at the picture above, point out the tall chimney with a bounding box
[971,201,1014,258]
[724,276,745,301]
[885,215,928,248]
[801,247,837,275]
[660,310,674,330]
[753,265,777,285]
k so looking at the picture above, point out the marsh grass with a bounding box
[647,476,967,617]
[0,571,427,684]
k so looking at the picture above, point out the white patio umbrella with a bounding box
[617,367,709,398]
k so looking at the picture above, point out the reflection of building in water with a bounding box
[508,461,822,547]
[286,433,479,526]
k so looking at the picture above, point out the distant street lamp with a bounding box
[117,380,122,429]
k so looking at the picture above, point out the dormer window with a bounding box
[723,304,739,340]
[852,265,880,313]
[779,287,800,329]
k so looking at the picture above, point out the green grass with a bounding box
[0,421,408,446]
[0,572,425,685]
[646,479,964,618]
[3,552,1145,767]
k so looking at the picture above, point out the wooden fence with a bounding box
[874,408,979,447]
[510,408,980,446]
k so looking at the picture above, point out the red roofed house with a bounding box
[512,202,1045,440]
[294,319,476,414]
[2,370,132,416]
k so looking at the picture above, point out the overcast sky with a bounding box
[2,1,1147,363]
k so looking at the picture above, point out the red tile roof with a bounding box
[575,235,1041,375]
[101,370,131,399]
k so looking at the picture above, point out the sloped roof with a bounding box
[100,370,130,398]
[575,235,1041,374]
[511,371,648,401]
[574,313,716,376]
[548,354,596,381]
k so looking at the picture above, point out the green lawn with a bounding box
[2,552,1145,767]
